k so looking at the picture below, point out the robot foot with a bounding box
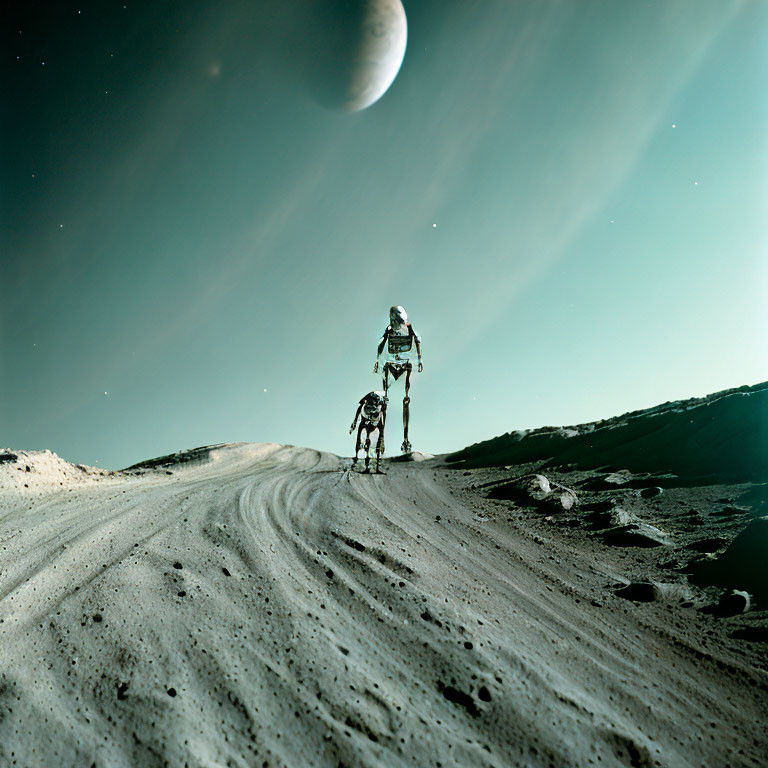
[401,440,412,454]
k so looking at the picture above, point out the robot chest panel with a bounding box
[388,334,413,354]
[363,405,381,424]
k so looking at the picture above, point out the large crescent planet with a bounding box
[342,0,407,112]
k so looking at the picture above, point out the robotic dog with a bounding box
[372,305,423,454]
[349,391,387,472]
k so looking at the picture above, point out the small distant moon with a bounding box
[344,0,407,112]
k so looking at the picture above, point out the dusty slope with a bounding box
[0,442,766,768]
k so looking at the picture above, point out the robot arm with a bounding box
[374,327,389,372]
[412,327,423,372]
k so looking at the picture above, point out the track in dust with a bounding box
[0,443,765,767]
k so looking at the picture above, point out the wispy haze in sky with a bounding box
[2,0,766,468]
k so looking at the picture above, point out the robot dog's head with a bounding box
[389,305,407,327]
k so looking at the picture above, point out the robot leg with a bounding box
[375,426,385,472]
[364,434,371,469]
[352,425,363,467]
[401,395,412,454]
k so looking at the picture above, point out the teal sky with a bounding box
[2,0,766,469]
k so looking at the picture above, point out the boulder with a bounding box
[615,581,692,603]
[525,474,578,511]
[489,474,578,512]
[709,590,752,617]
[691,517,768,602]
[602,522,670,548]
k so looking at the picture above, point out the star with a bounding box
[432,223,437,228]
[672,124,676,128]
[104,391,108,395]
[263,388,267,393]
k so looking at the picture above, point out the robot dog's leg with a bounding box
[352,425,364,468]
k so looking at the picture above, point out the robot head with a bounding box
[389,305,408,327]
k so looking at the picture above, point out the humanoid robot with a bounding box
[372,305,423,454]
[349,391,387,472]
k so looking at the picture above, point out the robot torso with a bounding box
[381,324,419,364]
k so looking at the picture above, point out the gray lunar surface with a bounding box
[1,387,766,768]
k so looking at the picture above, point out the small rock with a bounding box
[609,507,635,526]
[711,589,752,617]
[530,474,551,496]
[604,471,633,485]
